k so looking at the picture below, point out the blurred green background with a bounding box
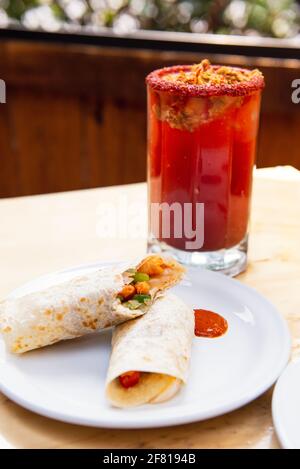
[0,0,299,38]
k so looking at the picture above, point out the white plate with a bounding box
[0,262,291,429]
[272,360,300,448]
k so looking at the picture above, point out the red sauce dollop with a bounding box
[194,309,228,338]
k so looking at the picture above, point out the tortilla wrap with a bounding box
[0,255,185,354]
[105,293,194,408]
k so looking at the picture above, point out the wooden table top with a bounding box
[0,166,299,449]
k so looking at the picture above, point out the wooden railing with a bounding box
[0,31,299,197]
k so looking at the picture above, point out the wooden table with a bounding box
[0,166,300,449]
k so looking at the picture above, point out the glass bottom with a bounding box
[148,234,248,277]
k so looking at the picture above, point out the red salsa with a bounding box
[194,309,228,338]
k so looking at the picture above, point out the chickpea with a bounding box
[119,284,136,300]
[138,256,166,276]
[135,281,150,295]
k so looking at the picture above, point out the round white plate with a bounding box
[272,360,300,449]
[0,262,290,429]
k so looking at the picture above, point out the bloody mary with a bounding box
[146,60,264,275]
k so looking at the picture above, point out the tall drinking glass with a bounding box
[146,62,264,275]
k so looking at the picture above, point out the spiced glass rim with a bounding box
[146,64,265,97]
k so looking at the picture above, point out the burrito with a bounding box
[0,255,185,354]
[105,293,194,408]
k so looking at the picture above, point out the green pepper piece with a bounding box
[133,272,150,283]
[132,294,151,304]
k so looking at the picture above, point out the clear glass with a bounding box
[147,82,262,276]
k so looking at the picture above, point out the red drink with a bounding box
[146,61,264,274]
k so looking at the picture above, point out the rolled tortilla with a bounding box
[0,255,185,354]
[105,293,194,408]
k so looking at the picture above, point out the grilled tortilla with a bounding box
[0,255,185,354]
[106,293,194,408]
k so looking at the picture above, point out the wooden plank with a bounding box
[0,96,18,197]
[257,111,300,169]
[7,88,83,196]
[82,98,146,188]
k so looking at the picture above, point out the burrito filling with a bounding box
[117,255,176,310]
[118,370,180,402]
[111,371,180,406]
